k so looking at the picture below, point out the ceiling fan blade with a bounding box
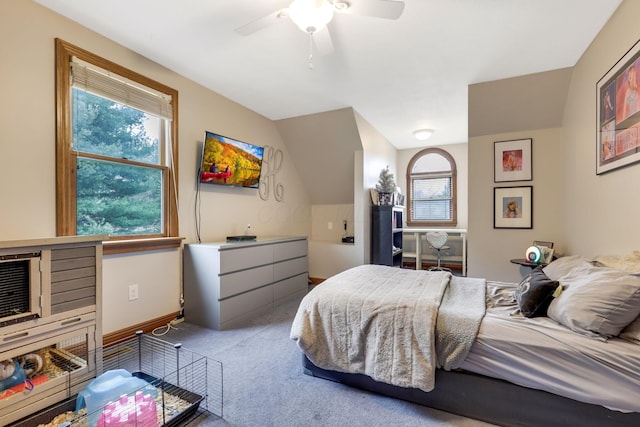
[336,0,405,20]
[235,8,289,36]
[313,27,334,56]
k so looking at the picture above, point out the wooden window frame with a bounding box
[406,147,457,227]
[55,39,181,254]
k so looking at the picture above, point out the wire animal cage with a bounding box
[9,331,223,426]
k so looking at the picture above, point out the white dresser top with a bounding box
[186,235,307,250]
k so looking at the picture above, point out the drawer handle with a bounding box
[3,331,29,342]
[61,317,82,326]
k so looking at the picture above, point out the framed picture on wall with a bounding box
[494,186,533,229]
[494,138,532,182]
[596,38,640,174]
[533,240,554,249]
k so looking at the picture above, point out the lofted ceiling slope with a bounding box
[34,0,622,149]
[275,108,361,205]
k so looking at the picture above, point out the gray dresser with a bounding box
[183,236,308,330]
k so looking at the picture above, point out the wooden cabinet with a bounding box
[0,236,103,426]
[183,237,308,330]
[371,206,403,267]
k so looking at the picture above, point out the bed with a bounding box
[290,257,640,427]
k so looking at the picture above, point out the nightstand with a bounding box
[510,258,546,269]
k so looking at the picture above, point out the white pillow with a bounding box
[547,264,640,338]
[620,316,640,343]
[542,255,592,281]
[593,251,640,274]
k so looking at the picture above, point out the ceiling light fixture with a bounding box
[333,1,350,11]
[288,0,335,69]
[413,129,434,141]
[288,0,334,34]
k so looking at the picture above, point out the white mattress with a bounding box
[460,281,640,413]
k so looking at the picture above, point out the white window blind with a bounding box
[411,176,452,221]
[70,59,173,120]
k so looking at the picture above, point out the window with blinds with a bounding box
[70,60,170,236]
[411,175,452,220]
[406,148,457,226]
[70,59,173,121]
[56,39,179,245]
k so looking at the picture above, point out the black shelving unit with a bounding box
[371,205,403,267]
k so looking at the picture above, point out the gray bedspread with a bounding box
[290,264,486,392]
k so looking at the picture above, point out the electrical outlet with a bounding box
[128,284,139,301]
[170,317,184,326]
[328,221,333,230]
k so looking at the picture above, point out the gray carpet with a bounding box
[160,294,496,427]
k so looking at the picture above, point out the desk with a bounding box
[510,258,546,269]
[403,228,467,275]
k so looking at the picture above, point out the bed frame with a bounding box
[302,355,639,427]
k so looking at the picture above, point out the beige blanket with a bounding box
[290,264,486,392]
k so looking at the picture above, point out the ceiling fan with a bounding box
[235,0,405,66]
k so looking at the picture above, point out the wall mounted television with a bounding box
[199,131,264,188]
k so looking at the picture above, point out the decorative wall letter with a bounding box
[259,145,284,202]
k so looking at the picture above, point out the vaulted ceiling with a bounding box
[35,0,621,149]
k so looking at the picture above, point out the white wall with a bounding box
[311,204,355,242]
[468,128,565,282]
[355,112,398,266]
[467,0,640,283]
[308,203,356,280]
[102,250,180,329]
[561,0,640,256]
[0,0,310,334]
[305,111,399,280]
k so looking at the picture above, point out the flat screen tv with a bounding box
[199,131,264,188]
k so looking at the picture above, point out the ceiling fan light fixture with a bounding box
[333,1,350,11]
[288,0,335,33]
[413,129,434,141]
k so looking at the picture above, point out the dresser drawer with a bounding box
[274,256,307,282]
[219,264,273,299]
[219,285,273,328]
[220,244,273,273]
[273,239,308,262]
[274,273,308,304]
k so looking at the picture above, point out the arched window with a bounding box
[406,148,457,226]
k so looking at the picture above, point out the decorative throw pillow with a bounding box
[514,266,561,318]
[542,255,592,281]
[547,263,640,338]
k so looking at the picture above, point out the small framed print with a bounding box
[541,246,555,264]
[494,186,533,229]
[533,241,554,263]
[370,188,379,205]
[533,240,554,249]
[494,138,532,182]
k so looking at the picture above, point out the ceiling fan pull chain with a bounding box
[308,32,314,70]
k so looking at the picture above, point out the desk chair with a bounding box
[426,231,451,272]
